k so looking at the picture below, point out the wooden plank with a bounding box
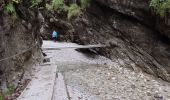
[42,45,106,50]
[52,73,69,100]
[17,64,58,100]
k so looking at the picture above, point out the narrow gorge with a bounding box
[0,0,170,99]
[42,0,170,81]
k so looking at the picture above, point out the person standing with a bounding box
[52,30,58,42]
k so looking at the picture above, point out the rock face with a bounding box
[95,0,170,37]
[95,0,152,25]
[0,2,42,91]
[70,0,170,81]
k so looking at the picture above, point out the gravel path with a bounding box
[46,41,170,100]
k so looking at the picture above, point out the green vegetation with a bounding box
[150,0,170,17]
[6,84,15,96]
[0,84,15,100]
[4,3,16,14]
[2,0,91,19]
[80,0,91,8]
[3,0,20,14]
[68,4,81,19]
[31,0,43,8]
[4,1,17,21]
[0,94,4,100]
[48,0,91,19]
[50,0,68,13]
[52,0,65,10]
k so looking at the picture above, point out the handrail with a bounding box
[0,42,38,62]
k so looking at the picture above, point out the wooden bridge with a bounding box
[42,41,107,50]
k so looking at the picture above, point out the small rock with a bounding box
[154,93,164,100]
[94,91,100,95]
[28,23,32,30]
[15,93,20,97]
[147,92,152,96]
[131,84,136,89]
[12,93,15,97]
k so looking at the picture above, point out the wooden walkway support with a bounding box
[42,44,106,50]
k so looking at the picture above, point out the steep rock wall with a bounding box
[71,0,170,81]
[0,2,42,91]
[95,0,170,39]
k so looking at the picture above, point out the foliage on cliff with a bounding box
[67,4,81,19]
[150,0,170,17]
[48,0,91,19]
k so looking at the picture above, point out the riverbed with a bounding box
[45,41,170,100]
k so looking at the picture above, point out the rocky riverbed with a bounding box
[49,41,170,100]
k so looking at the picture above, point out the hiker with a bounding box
[52,30,58,42]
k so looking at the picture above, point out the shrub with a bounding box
[0,94,4,100]
[0,84,15,100]
[150,0,170,17]
[81,0,91,8]
[4,3,15,14]
[48,0,91,19]
[67,4,81,19]
[52,0,64,10]
[50,0,68,13]
[6,84,15,95]
[31,0,43,8]
[4,2,17,22]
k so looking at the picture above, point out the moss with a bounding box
[150,0,170,17]
[6,84,15,96]
[0,94,4,100]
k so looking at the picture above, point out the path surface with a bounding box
[18,40,170,100]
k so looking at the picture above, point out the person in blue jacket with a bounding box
[52,30,58,42]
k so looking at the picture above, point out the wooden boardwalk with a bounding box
[18,41,104,100]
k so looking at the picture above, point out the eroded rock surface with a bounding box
[0,2,42,92]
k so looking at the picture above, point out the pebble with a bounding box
[131,84,136,89]
[147,92,152,96]
[43,42,170,100]
[94,91,100,95]
[154,93,164,100]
